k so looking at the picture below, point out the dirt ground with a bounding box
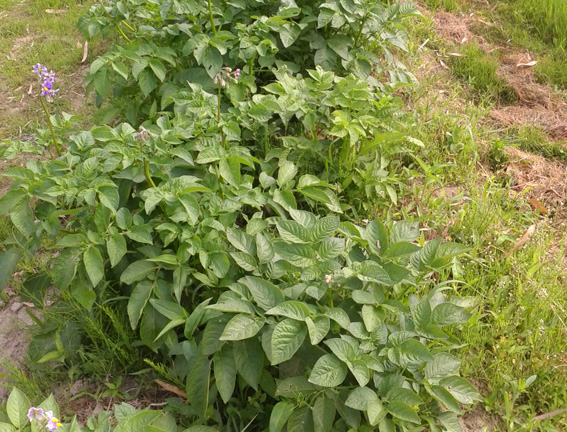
[0,298,33,401]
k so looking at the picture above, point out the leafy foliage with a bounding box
[0,0,480,431]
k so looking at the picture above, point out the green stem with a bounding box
[115,23,132,42]
[248,57,254,77]
[354,15,368,47]
[217,83,221,123]
[144,161,156,188]
[208,0,217,35]
[39,96,62,157]
[138,140,156,188]
[121,19,136,32]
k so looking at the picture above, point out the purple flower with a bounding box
[27,407,44,421]
[234,68,240,80]
[32,64,59,99]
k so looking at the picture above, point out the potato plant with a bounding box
[0,0,480,431]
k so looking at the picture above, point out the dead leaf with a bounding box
[460,37,467,44]
[447,52,464,57]
[533,407,567,421]
[154,380,187,399]
[45,9,66,14]
[504,224,536,258]
[439,59,449,69]
[528,198,548,215]
[81,41,88,63]
[22,302,34,308]
[517,60,537,68]
[27,84,33,95]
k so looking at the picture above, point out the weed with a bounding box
[450,43,516,103]
[514,126,567,161]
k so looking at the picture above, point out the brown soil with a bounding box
[460,405,498,432]
[0,298,34,401]
[430,8,567,140]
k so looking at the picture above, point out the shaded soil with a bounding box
[0,298,33,401]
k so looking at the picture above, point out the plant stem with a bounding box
[39,96,62,157]
[121,20,136,32]
[355,15,368,47]
[208,0,217,35]
[138,140,156,188]
[115,23,132,42]
[217,84,221,123]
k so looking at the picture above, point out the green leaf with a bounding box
[220,314,264,341]
[269,402,295,432]
[266,301,311,321]
[0,249,22,291]
[311,216,340,242]
[425,353,461,382]
[149,59,167,82]
[327,34,351,60]
[0,422,16,432]
[83,247,104,287]
[324,308,350,328]
[139,68,157,96]
[127,281,153,330]
[227,228,255,254]
[361,305,381,332]
[312,396,335,432]
[186,355,210,419]
[242,276,284,311]
[279,24,300,48]
[0,189,25,214]
[439,376,482,404]
[309,354,347,387]
[207,297,255,315]
[345,387,379,411]
[305,316,330,345]
[364,220,388,254]
[98,186,119,212]
[39,393,59,418]
[120,260,155,284]
[367,400,386,426]
[357,261,391,285]
[10,198,35,238]
[213,345,237,404]
[178,194,200,225]
[275,376,318,398]
[94,67,111,99]
[439,411,463,432]
[219,158,241,186]
[426,385,462,414]
[126,225,153,244]
[391,221,420,244]
[271,318,306,365]
[324,338,355,362]
[318,238,344,260]
[184,298,212,339]
[387,401,420,424]
[184,427,220,432]
[202,315,229,355]
[202,46,222,78]
[276,220,311,244]
[277,161,298,186]
[111,61,129,79]
[273,243,316,267]
[107,233,127,268]
[230,251,257,271]
[287,407,314,432]
[399,339,433,365]
[113,411,162,432]
[116,208,132,229]
[209,252,230,278]
[256,233,275,263]
[7,387,30,428]
[234,338,264,389]
[432,303,471,325]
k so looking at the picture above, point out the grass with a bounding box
[0,0,107,139]
[401,15,567,429]
[449,42,516,103]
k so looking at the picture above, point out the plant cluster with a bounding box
[0,0,480,431]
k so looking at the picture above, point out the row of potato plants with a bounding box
[0,0,480,431]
